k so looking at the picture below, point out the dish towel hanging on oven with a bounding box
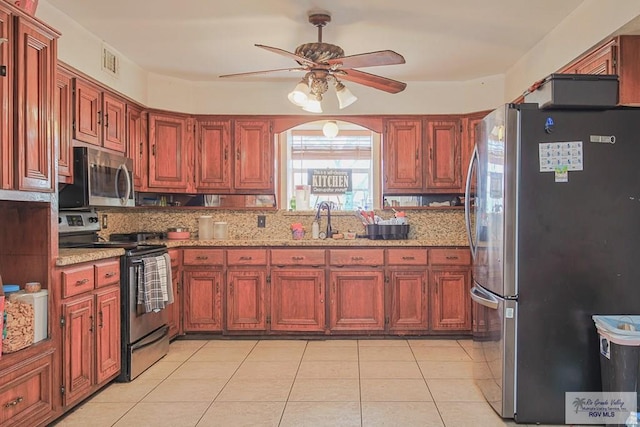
[161,253,174,304]
[156,254,174,305]
[138,257,171,313]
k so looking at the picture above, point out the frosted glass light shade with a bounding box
[302,99,323,113]
[335,83,357,109]
[322,121,339,138]
[288,81,309,106]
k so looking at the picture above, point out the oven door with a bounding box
[127,259,168,343]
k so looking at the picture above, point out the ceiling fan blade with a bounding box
[338,69,407,94]
[219,67,306,78]
[255,44,317,67]
[326,50,405,69]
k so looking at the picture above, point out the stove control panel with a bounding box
[58,210,101,234]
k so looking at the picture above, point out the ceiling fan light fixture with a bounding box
[302,98,323,113]
[335,81,357,109]
[288,80,309,106]
[322,121,339,138]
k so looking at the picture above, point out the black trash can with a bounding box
[593,315,640,427]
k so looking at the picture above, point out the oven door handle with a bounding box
[130,326,168,351]
[116,163,132,206]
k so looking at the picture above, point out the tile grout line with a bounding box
[193,340,260,426]
[409,340,448,427]
[277,340,308,427]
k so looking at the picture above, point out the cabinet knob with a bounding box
[75,278,89,286]
[4,396,23,408]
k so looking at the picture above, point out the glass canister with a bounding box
[213,222,228,240]
[198,216,214,240]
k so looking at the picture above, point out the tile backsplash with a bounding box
[97,208,468,246]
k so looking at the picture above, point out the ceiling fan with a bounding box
[219,11,407,112]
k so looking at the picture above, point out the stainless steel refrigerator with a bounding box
[465,103,640,424]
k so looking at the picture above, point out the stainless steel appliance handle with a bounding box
[465,145,478,260]
[116,163,132,205]
[470,285,499,310]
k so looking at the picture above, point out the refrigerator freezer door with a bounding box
[471,284,516,419]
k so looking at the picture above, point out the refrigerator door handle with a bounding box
[470,285,499,310]
[465,145,479,260]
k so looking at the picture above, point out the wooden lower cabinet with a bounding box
[270,269,325,332]
[226,269,267,331]
[59,259,121,409]
[0,348,54,427]
[329,270,385,332]
[183,270,223,332]
[167,249,182,338]
[388,269,429,332]
[429,268,471,331]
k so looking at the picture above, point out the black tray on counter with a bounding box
[366,224,410,240]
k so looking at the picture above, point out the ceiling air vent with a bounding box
[101,45,119,77]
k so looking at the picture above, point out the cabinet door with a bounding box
[148,112,190,191]
[461,115,483,193]
[0,349,54,427]
[56,67,73,184]
[233,120,273,192]
[226,269,267,331]
[0,9,11,190]
[560,39,615,75]
[167,270,181,338]
[15,17,56,192]
[95,287,121,385]
[329,270,384,331]
[430,268,471,331]
[127,104,147,189]
[62,295,94,407]
[270,269,325,332]
[425,119,461,192]
[183,270,222,332]
[73,79,101,146]
[102,92,126,152]
[389,269,428,332]
[195,119,232,192]
[383,119,423,192]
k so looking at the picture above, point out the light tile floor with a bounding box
[52,338,595,427]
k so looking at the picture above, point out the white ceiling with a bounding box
[44,0,592,85]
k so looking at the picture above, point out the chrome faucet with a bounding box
[315,201,332,238]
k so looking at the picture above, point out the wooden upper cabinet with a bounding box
[461,112,487,193]
[127,104,147,190]
[15,16,57,193]
[73,78,126,153]
[0,8,12,190]
[56,67,73,184]
[101,92,126,152]
[148,112,191,191]
[195,119,232,192]
[73,79,101,146]
[559,38,615,75]
[233,119,273,192]
[424,118,461,192]
[557,35,640,106]
[383,119,423,193]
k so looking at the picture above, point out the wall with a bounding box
[38,0,640,115]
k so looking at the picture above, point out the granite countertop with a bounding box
[57,238,468,266]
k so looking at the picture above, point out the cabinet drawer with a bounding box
[0,349,54,427]
[387,249,428,266]
[94,259,120,288]
[168,249,181,268]
[271,249,325,266]
[61,264,95,298]
[329,249,384,267]
[430,249,470,266]
[227,249,268,266]
[183,249,224,266]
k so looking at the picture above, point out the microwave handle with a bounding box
[116,163,132,205]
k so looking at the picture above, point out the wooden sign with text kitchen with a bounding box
[308,169,352,194]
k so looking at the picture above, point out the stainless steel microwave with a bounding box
[59,147,134,208]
